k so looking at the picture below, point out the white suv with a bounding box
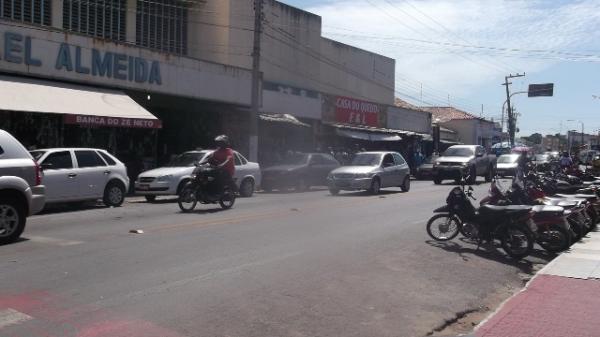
[30,148,129,207]
[0,129,46,244]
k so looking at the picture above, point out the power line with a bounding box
[379,0,513,73]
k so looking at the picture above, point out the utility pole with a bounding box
[249,0,263,162]
[502,73,525,147]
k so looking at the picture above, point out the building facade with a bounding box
[0,0,435,178]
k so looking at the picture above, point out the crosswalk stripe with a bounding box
[0,308,33,329]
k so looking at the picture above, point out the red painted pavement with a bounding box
[0,291,184,337]
[476,274,600,337]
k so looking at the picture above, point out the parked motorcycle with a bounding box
[481,179,572,252]
[426,178,536,259]
[177,163,236,212]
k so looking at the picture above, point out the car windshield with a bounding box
[168,152,208,167]
[443,147,474,157]
[498,155,519,163]
[283,153,309,165]
[351,153,382,166]
[29,150,46,161]
[534,155,548,161]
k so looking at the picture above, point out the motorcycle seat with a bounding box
[480,204,531,215]
[556,193,597,201]
[531,205,564,214]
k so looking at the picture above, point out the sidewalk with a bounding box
[470,228,600,337]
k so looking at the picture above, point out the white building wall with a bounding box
[441,120,477,145]
[192,0,395,105]
[387,106,432,133]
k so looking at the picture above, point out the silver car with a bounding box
[327,151,411,195]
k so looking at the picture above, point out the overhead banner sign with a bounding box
[528,83,554,97]
[64,115,163,129]
[322,95,386,128]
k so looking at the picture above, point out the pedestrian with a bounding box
[559,151,573,169]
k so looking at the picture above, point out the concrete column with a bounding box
[126,0,137,44]
[51,0,63,29]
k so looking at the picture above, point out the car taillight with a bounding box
[33,159,42,185]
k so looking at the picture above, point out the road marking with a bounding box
[27,236,84,246]
[0,308,33,329]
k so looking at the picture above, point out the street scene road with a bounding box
[0,180,553,337]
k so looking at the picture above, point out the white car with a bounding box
[30,148,130,207]
[135,150,261,200]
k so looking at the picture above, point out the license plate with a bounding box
[138,184,149,190]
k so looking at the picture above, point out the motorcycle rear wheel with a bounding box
[538,225,571,253]
[219,190,236,209]
[178,184,198,212]
[500,225,534,259]
[426,214,460,241]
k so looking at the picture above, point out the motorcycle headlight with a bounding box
[157,175,173,182]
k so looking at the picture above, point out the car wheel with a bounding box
[401,176,411,192]
[239,179,255,198]
[176,180,190,195]
[103,181,125,207]
[145,195,157,203]
[0,196,26,245]
[329,188,340,196]
[370,177,381,195]
[433,177,442,185]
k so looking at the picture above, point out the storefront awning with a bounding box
[259,113,310,127]
[0,75,161,129]
[333,125,402,142]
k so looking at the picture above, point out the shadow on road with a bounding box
[425,239,555,273]
[38,202,107,215]
[257,186,329,194]
[333,189,407,197]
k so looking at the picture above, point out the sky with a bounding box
[281,0,600,137]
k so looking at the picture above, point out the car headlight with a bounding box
[434,162,440,166]
[461,162,469,167]
[157,175,173,182]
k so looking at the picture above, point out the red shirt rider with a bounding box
[210,147,235,177]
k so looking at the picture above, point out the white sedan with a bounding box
[135,150,261,200]
[30,148,130,207]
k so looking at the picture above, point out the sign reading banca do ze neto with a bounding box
[0,31,162,85]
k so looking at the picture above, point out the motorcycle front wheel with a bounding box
[178,184,198,212]
[426,214,460,241]
[500,225,534,259]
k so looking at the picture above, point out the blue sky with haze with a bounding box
[282,0,600,137]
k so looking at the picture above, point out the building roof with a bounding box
[419,106,484,123]
[393,98,430,113]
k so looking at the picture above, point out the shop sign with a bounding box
[0,31,162,85]
[64,115,162,129]
[334,96,380,127]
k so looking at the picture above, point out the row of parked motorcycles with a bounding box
[426,166,600,259]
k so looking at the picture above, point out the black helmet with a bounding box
[214,135,230,148]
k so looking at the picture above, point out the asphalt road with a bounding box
[0,179,555,337]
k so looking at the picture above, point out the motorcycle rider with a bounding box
[208,135,237,193]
